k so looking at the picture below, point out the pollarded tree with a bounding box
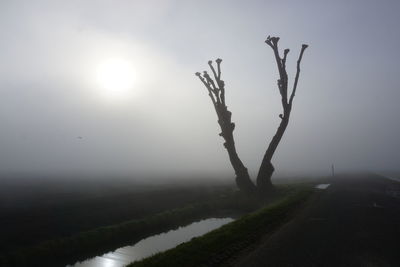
[256,36,308,193]
[195,36,308,194]
[195,59,256,193]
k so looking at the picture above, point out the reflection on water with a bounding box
[69,217,233,267]
[315,184,330,189]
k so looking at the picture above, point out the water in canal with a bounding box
[315,184,330,189]
[69,217,233,267]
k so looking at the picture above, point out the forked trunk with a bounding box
[257,116,289,193]
[196,39,307,195]
[256,38,308,195]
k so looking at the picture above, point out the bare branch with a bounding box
[203,71,217,92]
[208,60,219,85]
[289,44,308,106]
[204,59,226,106]
[214,58,225,105]
[219,79,226,106]
[196,72,217,108]
[266,36,284,78]
[266,36,288,107]
[216,58,222,79]
[282,49,290,70]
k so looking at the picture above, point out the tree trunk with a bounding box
[256,37,308,195]
[196,62,257,194]
[257,116,289,193]
[223,129,256,193]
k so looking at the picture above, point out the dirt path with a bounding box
[234,174,400,267]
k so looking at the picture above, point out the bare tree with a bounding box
[196,36,308,194]
[256,36,308,193]
[195,60,256,193]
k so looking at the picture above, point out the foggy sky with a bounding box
[0,0,399,179]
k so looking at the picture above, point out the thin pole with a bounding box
[331,164,335,177]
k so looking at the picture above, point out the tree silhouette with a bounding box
[196,36,308,194]
[195,59,256,193]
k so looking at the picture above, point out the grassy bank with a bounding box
[128,187,313,267]
[0,185,311,267]
[0,186,257,267]
[0,182,234,254]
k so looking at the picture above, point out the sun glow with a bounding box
[95,58,136,101]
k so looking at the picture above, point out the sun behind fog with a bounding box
[95,58,136,101]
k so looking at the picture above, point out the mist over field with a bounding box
[3,2,400,267]
[0,0,399,181]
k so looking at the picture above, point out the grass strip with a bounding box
[128,187,313,267]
